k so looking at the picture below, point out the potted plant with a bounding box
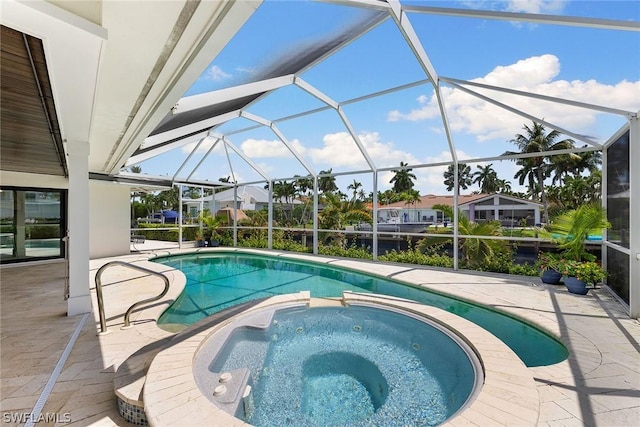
[195,232,205,247]
[573,261,606,287]
[556,260,605,295]
[536,252,562,284]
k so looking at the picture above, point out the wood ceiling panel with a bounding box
[1,25,67,177]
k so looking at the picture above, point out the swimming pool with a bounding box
[194,303,482,426]
[154,252,568,367]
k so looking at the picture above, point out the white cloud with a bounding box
[240,138,306,158]
[503,0,567,14]
[386,54,640,143]
[180,136,223,154]
[305,132,421,169]
[206,65,231,81]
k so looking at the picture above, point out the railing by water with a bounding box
[94,261,170,334]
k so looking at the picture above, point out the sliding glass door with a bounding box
[0,187,66,263]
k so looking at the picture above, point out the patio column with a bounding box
[66,139,92,315]
[629,115,639,318]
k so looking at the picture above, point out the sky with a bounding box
[137,0,640,196]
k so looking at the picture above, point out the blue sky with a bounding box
[138,0,640,195]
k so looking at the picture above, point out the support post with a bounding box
[268,181,273,250]
[372,172,378,261]
[313,176,319,255]
[629,115,640,318]
[453,162,459,270]
[66,140,91,315]
[178,185,183,248]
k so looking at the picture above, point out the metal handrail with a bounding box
[94,260,170,334]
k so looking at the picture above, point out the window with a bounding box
[0,187,66,263]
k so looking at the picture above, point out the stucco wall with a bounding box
[89,181,131,258]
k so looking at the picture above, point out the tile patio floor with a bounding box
[1,248,639,426]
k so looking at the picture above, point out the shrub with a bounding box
[507,263,539,277]
[379,249,454,268]
[318,243,373,260]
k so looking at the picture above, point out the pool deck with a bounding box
[1,247,639,426]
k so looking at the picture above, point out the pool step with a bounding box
[114,337,173,425]
[113,298,274,425]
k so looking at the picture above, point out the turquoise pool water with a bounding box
[155,252,568,367]
[196,305,479,426]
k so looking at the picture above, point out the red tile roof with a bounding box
[381,193,490,209]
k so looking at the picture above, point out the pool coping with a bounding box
[142,290,540,426]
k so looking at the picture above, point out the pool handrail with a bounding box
[95,260,170,334]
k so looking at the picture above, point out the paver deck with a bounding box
[1,248,638,426]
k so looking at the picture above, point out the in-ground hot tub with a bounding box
[193,296,483,426]
[143,292,540,426]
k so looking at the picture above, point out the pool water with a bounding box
[155,252,568,367]
[199,305,479,426]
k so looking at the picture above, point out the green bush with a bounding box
[507,263,539,277]
[135,223,198,242]
[379,249,454,268]
[235,229,312,253]
[318,244,373,260]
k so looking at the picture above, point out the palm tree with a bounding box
[347,180,362,200]
[401,189,421,207]
[573,149,602,175]
[472,164,500,193]
[318,192,372,244]
[504,121,575,224]
[546,203,610,261]
[294,175,314,197]
[318,169,338,194]
[418,204,509,268]
[497,179,512,194]
[443,163,472,192]
[390,162,417,193]
[549,154,579,185]
[378,189,402,205]
[129,165,142,173]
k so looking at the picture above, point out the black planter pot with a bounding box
[564,276,589,295]
[541,269,562,285]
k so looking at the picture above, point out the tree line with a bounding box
[130,121,601,225]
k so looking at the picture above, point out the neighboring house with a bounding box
[383,193,542,227]
[184,185,302,216]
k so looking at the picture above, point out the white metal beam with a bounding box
[435,84,458,164]
[185,137,220,181]
[240,111,316,176]
[386,0,438,85]
[222,139,236,183]
[223,78,431,138]
[294,77,376,171]
[447,81,602,148]
[127,130,209,166]
[294,77,339,109]
[336,106,376,172]
[318,0,391,12]
[222,137,270,181]
[141,110,241,149]
[173,75,295,114]
[441,76,637,117]
[403,5,640,32]
[172,136,206,180]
